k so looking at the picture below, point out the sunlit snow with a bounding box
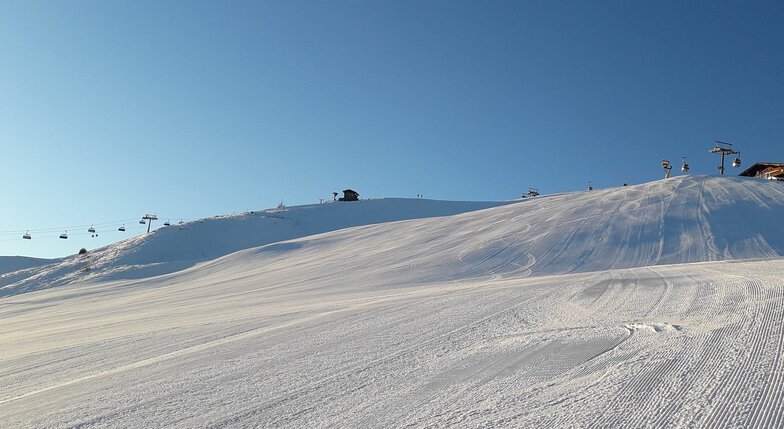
[1,175,783,428]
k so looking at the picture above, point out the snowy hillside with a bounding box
[2,175,784,428]
[0,256,56,276]
[4,175,784,298]
[206,174,782,288]
[0,198,511,297]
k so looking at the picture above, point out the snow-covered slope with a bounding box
[204,175,782,290]
[2,175,784,428]
[4,175,784,298]
[0,198,511,297]
[83,174,783,294]
[0,256,55,276]
[6,259,780,428]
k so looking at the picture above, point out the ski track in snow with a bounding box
[1,175,784,428]
[0,259,783,428]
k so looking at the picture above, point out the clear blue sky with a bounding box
[1,0,782,258]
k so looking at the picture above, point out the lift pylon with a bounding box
[710,141,741,175]
[141,214,158,233]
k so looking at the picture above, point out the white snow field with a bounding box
[2,175,784,428]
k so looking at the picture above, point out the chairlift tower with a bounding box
[710,141,741,175]
[142,214,158,233]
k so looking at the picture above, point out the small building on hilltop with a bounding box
[738,162,784,180]
[339,189,360,201]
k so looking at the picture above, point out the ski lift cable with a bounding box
[0,215,185,236]
[0,218,141,236]
[13,224,148,237]
[1,224,149,242]
[1,224,148,241]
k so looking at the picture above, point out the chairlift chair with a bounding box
[164,220,171,226]
[118,225,126,232]
[732,153,742,168]
[23,231,31,240]
[662,160,673,179]
[59,231,68,239]
[139,219,146,225]
[681,157,689,173]
[88,225,96,233]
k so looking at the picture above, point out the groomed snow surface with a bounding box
[2,175,784,428]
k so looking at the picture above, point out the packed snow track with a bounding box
[1,259,783,427]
